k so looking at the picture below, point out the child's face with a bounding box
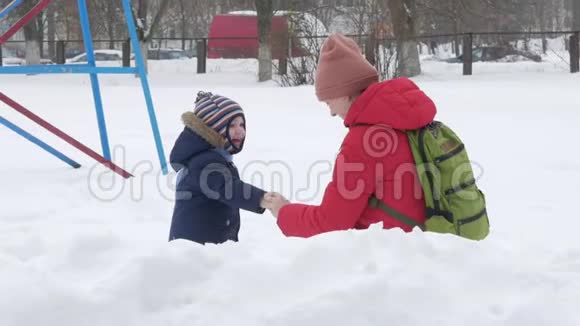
[228,116,246,148]
[324,96,352,120]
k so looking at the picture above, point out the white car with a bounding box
[1,57,24,66]
[148,48,189,60]
[67,49,134,63]
[1,47,24,65]
[1,56,53,66]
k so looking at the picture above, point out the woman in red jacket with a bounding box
[267,33,438,238]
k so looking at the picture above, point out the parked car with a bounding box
[65,48,84,59]
[446,46,542,63]
[183,48,197,58]
[39,58,54,65]
[1,48,54,65]
[147,48,188,60]
[1,47,23,65]
[2,58,54,65]
[67,49,133,63]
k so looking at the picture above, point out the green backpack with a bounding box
[369,121,490,241]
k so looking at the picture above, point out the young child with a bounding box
[169,91,268,245]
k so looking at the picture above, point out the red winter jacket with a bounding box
[277,78,437,238]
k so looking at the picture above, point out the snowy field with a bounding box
[1,58,579,326]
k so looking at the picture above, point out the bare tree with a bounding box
[417,0,463,53]
[279,11,325,86]
[388,0,421,77]
[573,0,580,30]
[132,0,171,72]
[160,0,216,42]
[55,0,81,42]
[16,0,43,65]
[416,0,570,34]
[90,1,125,49]
[177,0,189,49]
[256,0,273,81]
[47,2,56,60]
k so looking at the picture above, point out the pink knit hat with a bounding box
[315,34,379,101]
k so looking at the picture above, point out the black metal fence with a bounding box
[1,31,579,76]
[355,31,580,76]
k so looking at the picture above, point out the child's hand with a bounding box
[260,192,276,209]
[263,192,289,218]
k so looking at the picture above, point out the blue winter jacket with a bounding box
[168,126,266,244]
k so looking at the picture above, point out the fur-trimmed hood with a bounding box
[168,113,226,172]
[181,111,227,149]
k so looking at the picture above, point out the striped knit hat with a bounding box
[182,91,245,153]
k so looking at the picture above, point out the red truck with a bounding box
[207,13,309,59]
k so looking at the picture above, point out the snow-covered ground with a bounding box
[1,59,579,326]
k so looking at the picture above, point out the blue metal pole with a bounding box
[0,64,138,74]
[0,115,81,168]
[121,0,168,175]
[77,0,111,160]
[0,0,24,20]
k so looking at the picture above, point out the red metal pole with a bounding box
[0,92,133,178]
[0,0,54,46]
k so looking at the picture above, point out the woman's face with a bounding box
[324,96,352,120]
[228,116,246,148]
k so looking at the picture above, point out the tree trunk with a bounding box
[107,2,116,49]
[36,15,45,59]
[387,0,421,77]
[538,1,547,54]
[256,0,273,82]
[24,41,41,65]
[138,0,148,33]
[452,0,460,55]
[23,22,41,65]
[140,41,149,74]
[134,0,171,74]
[573,0,580,30]
[179,0,187,50]
[47,4,56,61]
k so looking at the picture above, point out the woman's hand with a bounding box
[261,192,290,218]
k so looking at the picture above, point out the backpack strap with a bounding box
[369,195,425,231]
[426,208,454,224]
